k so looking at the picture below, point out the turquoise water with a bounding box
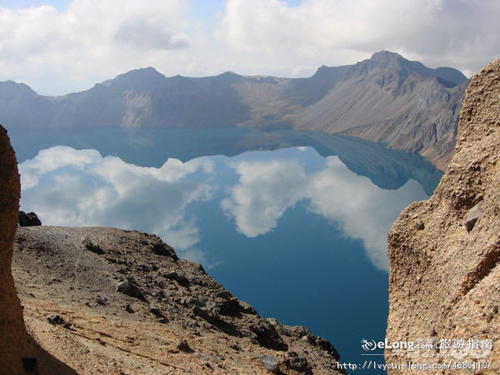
[12,128,441,373]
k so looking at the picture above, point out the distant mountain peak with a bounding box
[367,51,414,71]
[0,80,32,89]
[218,71,239,76]
[103,66,166,90]
[365,50,467,87]
[213,71,244,84]
[115,66,164,80]
[370,50,405,61]
[0,80,37,97]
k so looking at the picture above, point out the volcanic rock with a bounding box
[386,59,500,374]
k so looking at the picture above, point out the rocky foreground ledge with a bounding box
[12,225,344,375]
[386,60,499,374]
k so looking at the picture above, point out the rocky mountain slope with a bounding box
[13,226,348,374]
[386,59,499,374]
[2,125,345,374]
[290,52,467,169]
[0,51,467,169]
[12,226,345,374]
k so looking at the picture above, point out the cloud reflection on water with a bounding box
[20,146,214,261]
[222,156,427,270]
[20,146,427,270]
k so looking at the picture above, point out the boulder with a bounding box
[18,211,42,227]
[117,279,147,301]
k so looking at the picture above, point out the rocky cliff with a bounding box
[0,51,467,169]
[0,126,75,375]
[0,125,29,373]
[386,60,499,374]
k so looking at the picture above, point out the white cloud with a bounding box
[221,160,306,237]
[222,155,427,270]
[305,157,426,270]
[1,0,499,94]
[217,0,500,77]
[20,146,102,188]
[0,0,192,94]
[19,146,214,254]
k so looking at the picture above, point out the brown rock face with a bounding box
[0,125,31,374]
[0,127,75,375]
[386,60,499,375]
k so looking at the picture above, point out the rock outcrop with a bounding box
[1,127,76,375]
[0,125,31,374]
[386,60,499,374]
[12,226,345,374]
[18,211,42,227]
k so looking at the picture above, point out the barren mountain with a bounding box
[289,52,467,169]
[385,59,499,374]
[0,51,467,169]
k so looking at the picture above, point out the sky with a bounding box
[0,0,498,95]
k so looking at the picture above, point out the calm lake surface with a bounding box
[11,127,442,373]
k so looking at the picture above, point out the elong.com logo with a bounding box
[361,338,416,351]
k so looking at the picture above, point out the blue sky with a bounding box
[0,0,301,11]
[0,0,70,10]
[0,0,498,95]
[0,0,302,17]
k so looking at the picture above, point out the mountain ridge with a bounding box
[0,51,468,169]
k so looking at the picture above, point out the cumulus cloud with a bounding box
[0,0,498,94]
[218,0,500,77]
[222,156,427,270]
[19,146,214,256]
[0,0,192,94]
